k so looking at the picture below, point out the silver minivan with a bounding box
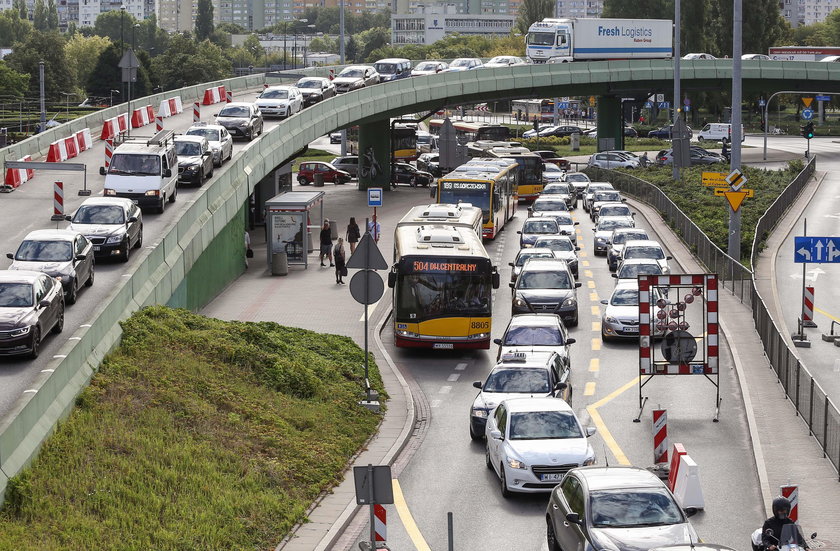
[373,58,412,82]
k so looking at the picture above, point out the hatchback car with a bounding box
[68,197,143,263]
[185,123,233,167]
[333,65,379,93]
[594,202,633,224]
[592,216,635,255]
[392,163,433,187]
[533,236,579,277]
[494,313,576,362]
[470,350,572,439]
[296,161,352,185]
[547,466,698,551]
[482,55,527,68]
[329,131,342,144]
[509,247,558,283]
[541,183,576,210]
[530,196,569,216]
[683,52,716,60]
[330,156,359,178]
[442,57,483,71]
[588,152,639,169]
[0,270,64,358]
[533,211,578,245]
[620,239,672,274]
[600,280,665,342]
[648,125,694,140]
[607,228,650,271]
[544,125,584,138]
[215,102,263,140]
[518,217,561,248]
[742,53,771,61]
[8,229,94,305]
[486,397,595,496]
[255,85,303,118]
[561,172,591,199]
[511,258,580,325]
[295,77,336,106]
[583,182,615,212]
[174,135,214,185]
[590,192,626,221]
[411,60,448,76]
[613,258,664,281]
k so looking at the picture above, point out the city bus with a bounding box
[396,203,483,239]
[488,147,544,201]
[434,158,518,239]
[392,122,419,161]
[428,120,512,144]
[388,223,500,349]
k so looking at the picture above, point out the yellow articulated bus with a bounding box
[396,203,483,239]
[388,224,500,350]
[434,158,518,239]
[488,146,544,201]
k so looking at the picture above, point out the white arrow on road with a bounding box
[815,240,824,261]
[797,247,812,261]
[825,213,840,219]
[789,267,827,281]
[828,239,840,261]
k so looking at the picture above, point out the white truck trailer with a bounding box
[526,18,673,64]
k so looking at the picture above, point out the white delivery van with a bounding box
[100,130,179,213]
[697,123,744,143]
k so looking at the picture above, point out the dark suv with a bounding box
[510,258,581,326]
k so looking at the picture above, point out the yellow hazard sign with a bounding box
[714,187,754,198]
[725,168,747,190]
[589,96,596,107]
[802,97,814,108]
[702,171,728,186]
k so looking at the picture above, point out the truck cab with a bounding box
[526,19,573,64]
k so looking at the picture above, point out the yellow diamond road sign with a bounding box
[725,168,747,190]
[702,171,728,187]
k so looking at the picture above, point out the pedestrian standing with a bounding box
[334,238,347,284]
[639,152,649,168]
[347,217,361,253]
[319,221,333,267]
[367,219,381,243]
[244,230,252,269]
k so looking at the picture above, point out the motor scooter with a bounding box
[751,524,816,551]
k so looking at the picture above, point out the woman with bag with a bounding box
[346,217,361,254]
[334,238,347,284]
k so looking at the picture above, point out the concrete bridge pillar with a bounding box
[358,119,391,191]
[596,96,624,152]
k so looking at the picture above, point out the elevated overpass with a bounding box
[0,58,837,499]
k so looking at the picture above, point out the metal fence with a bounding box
[588,157,840,476]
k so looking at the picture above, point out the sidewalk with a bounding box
[201,183,437,551]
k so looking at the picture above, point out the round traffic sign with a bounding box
[660,330,698,364]
[802,109,814,120]
[350,269,385,305]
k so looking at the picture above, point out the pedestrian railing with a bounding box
[587,157,840,477]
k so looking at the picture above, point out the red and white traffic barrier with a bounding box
[64,135,78,158]
[3,155,34,190]
[156,114,163,132]
[329,68,335,80]
[193,101,200,122]
[374,504,386,543]
[653,409,668,465]
[131,105,155,128]
[802,286,817,328]
[780,484,799,523]
[105,138,114,168]
[157,96,183,117]
[672,454,705,509]
[667,442,687,491]
[225,89,233,103]
[202,85,226,105]
[54,180,64,217]
[74,128,93,152]
[100,113,129,141]
[263,83,269,89]
[46,139,69,162]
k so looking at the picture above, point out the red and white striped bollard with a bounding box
[374,504,386,543]
[780,484,799,523]
[193,101,200,122]
[653,409,668,465]
[155,114,163,132]
[802,286,817,328]
[51,181,64,221]
[225,89,233,103]
[105,138,114,168]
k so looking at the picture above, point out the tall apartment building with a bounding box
[779,0,840,27]
[554,0,602,18]
[157,0,195,31]
[393,0,514,14]
[77,0,154,27]
[392,3,514,44]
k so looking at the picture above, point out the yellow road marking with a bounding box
[586,376,642,466]
[589,358,600,372]
[584,270,593,278]
[591,321,601,332]
[587,281,596,289]
[591,338,601,351]
[584,382,596,396]
[591,305,600,316]
[816,306,840,323]
[589,292,599,302]
[582,260,590,267]
[579,251,588,258]
[393,479,432,551]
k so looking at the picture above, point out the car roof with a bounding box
[375,58,410,63]
[507,313,563,327]
[264,85,296,90]
[501,396,573,413]
[494,350,557,368]
[342,65,373,70]
[298,76,328,82]
[613,279,640,291]
[0,270,43,283]
[572,465,665,490]
[612,228,647,235]
[517,247,555,257]
[187,123,226,132]
[221,102,253,108]
[534,235,574,244]
[77,197,134,208]
[521,258,569,272]
[620,258,660,265]
[175,135,205,144]
[624,239,662,248]
[523,216,558,225]
[22,229,79,242]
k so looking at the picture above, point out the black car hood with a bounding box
[516,289,575,302]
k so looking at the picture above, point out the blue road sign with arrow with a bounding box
[802,109,814,120]
[794,236,840,263]
[658,102,670,109]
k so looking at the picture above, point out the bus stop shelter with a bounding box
[265,190,324,271]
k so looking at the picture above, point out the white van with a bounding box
[100,130,178,213]
[697,123,744,143]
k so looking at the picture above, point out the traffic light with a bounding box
[804,122,815,139]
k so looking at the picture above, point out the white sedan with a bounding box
[485,397,595,497]
[255,85,303,118]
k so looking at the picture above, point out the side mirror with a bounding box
[493,338,502,345]
[75,254,87,261]
[65,215,71,221]
[565,512,583,525]
[164,168,172,177]
[611,273,618,278]
[203,151,211,157]
[509,282,515,288]
[666,256,673,260]
[554,382,568,391]
[600,299,608,305]
[473,381,482,389]
[508,262,515,267]
[516,231,522,235]
[39,299,51,308]
[5,253,13,259]
[566,338,576,345]
[492,271,500,289]
[128,216,138,223]
[387,272,396,288]
[574,222,580,225]
[575,282,582,288]
[586,426,597,437]
[489,429,503,440]
[591,228,596,232]
[99,166,106,176]
[575,246,581,251]
[684,507,699,518]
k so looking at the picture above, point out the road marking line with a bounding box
[589,292,599,302]
[587,281,596,289]
[80,324,91,328]
[69,337,81,341]
[584,382,596,396]
[584,270,593,278]
[393,479,432,551]
[591,305,600,316]
[585,376,640,466]
[52,355,66,359]
[359,299,382,321]
[589,358,599,372]
[447,373,460,382]
[455,362,467,370]
[591,322,601,332]
[430,399,442,408]
[40,369,55,373]
[815,306,840,323]
[579,251,588,258]
[439,385,451,394]
[23,389,37,394]
[582,260,590,267]
[591,338,601,351]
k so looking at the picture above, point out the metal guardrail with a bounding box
[588,158,840,477]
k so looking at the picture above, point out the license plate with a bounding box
[131,199,138,204]
[624,326,639,333]
[433,343,454,349]
[93,246,101,252]
[540,473,563,481]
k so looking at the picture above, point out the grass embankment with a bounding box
[293,148,338,165]
[518,136,677,156]
[0,306,385,551]
[588,159,805,265]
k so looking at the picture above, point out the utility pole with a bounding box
[339,0,347,156]
[727,0,743,260]
[672,0,680,181]
[39,61,46,133]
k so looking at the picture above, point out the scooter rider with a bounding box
[762,497,806,550]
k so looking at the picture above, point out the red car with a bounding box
[296,161,352,185]
[532,150,571,171]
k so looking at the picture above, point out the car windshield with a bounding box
[503,325,565,346]
[484,368,550,393]
[534,238,573,252]
[554,215,574,226]
[515,251,554,266]
[175,141,201,156]
[613,232,647,245]
[589,488,683,528]
[618,263,662,278]
[186,128,220,142]
[340,68,365,78]
[600,206,631,217]
[597,219,633,232]
[611,287,639,306]
[108,153,160,175]
[72,205,125,224]
[533,200,568,212]
[374,63,397,74]
[566,174,589,182]
[544,184,572,195]
[297,79,321,88]
[219,106,249,117]
[509,411,581,440]
[415,62,438,71]
[0,282,33,307]
[261,89,289,99]
[451,59,471,67]
[523,220,559,234]
[625,246,665,260]
[588,186,612,195]
[16,240,73,262]
[518,270,572,289]
[594,192,621,202]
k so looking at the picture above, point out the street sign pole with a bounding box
[672,0,681,182]
[728,0,743,260]
[793,219,811,347]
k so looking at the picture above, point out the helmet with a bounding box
[772,497,791,516]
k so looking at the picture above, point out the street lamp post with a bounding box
[120,4,126,101]
[127,22,139,138]
[60,92,75,116]
[110,89,120,107]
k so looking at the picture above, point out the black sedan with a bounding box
[68,197,143,263]
[648,125,693,139]
[417,153,441,177]
[0,270,64,359]
[392,163,434,187]
[544,125,584,138]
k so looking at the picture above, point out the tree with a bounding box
[47,0,58,30]
[217,22,246,34]
[94,9,138,46]
[243,34,262,63]
[515,0,553,34]
[65,34,111,92]
[86,42,150,98]
[358,27,389,61]
[33,0,48,31]
[195,0,214,41]
[13,0,27,20]
[0,61,29,98]
[345,35,358,63]
[0,10,33,45]
[150,35,230,90]
[5,31,73,101]
[602,0,670,18]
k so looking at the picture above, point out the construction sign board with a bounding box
[701,172,727,187]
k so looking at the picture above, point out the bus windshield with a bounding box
[476,126,511,141]
[396,272,491,321]
[439,181,491,220]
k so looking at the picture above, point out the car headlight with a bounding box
[513,297,527,308]
[562,297,577,308]
[605,316,618,324]
[144,190,160,196]
[106,235,124,244]
[506,456,527,469]
[596,237,606,243]
[9,326,31,337]
[471,408,489,418]
[661,265,671,274]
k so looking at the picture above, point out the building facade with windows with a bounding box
[553,0,602,18]
[779,0,840,27]
[392,4,514,44]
